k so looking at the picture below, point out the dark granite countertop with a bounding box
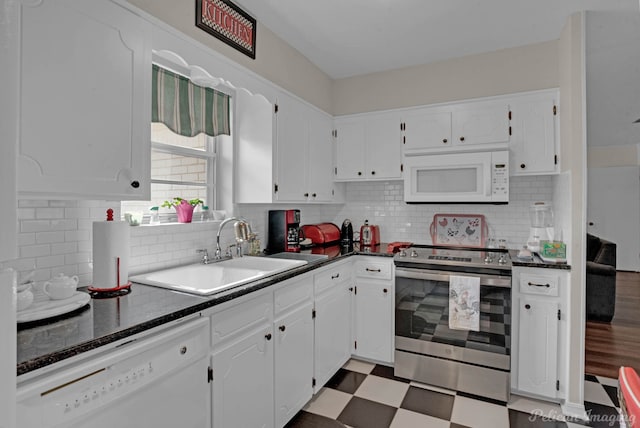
[17,243,393,376]
[509,249,572,270]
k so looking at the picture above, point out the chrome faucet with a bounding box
[215,217,252,259]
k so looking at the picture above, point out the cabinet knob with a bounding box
[371,171,376,175]
[331,273,340,279]
[180,346,187,355]
[279,325,286,332]
[520,163,526,169]
[442,138,448,144]
[358,171,362,176]
[525,304,531,310]
[383,288,388,294]
[349,287,354,292]
[130,180,140,188]
[265,333,272,341]
[459,136,465,142]
[312,193,317,198]
[304,193,309,197]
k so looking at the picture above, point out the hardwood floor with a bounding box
[585,271,640,379]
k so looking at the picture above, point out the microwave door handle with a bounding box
[484,162,491,196]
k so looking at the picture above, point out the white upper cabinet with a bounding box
[401,99,510,154]
[402,109,452,150]
[18,0,151,199]
[508,89,559,176]
[235,90,338,204]
[334,111,402,181]
[275,94,336,203]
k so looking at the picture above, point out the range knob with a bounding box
[410,250,418,258]
[398,249,407,257]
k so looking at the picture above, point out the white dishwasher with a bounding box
[17,317,210,428]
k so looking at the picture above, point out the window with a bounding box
[122,61,232,223]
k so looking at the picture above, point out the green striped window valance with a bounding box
[152,64,231,137]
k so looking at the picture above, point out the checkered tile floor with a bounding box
[285,359,623,428]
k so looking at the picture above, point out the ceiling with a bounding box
[233,0,639,79]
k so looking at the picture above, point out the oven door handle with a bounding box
[395,268,511,288]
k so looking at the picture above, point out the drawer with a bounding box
[314,262,351,295]
[274,276,313,316]
[354,259,392,280]
[519,273,559,297]
[211,293,272,346]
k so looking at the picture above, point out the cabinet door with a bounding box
[314,284,351,392]
[307,111,335,202]
[365,113,402,179]
[275,95,308,202]
[212,327,274,428]
[335,118,366,180]
[509,91,558,175]
[274,302,314,427]
[235,89,275,204]
[452,100,510,146]
[517,297,559,398]
[18,0,151,199]
[354,281,393,363]
[402,108,452,150]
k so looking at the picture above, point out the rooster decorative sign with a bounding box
[429,214,488,247]
[196,0,257,59]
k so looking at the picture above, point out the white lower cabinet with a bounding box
[210,292,274,428]
[511,267,568,401]
[274,278,314,427]
[352,257,394,364]
[209,275,314,428]
[313,261,353,392]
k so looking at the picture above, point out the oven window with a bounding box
[396,277,510,355]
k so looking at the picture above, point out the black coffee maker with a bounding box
[341,219,353,246]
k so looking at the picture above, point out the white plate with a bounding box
[17,291,90,323]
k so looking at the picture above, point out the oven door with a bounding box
[395,267,511,370]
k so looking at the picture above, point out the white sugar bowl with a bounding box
[43,274,79,300]
[16,283,34,311]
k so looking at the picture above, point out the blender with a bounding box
[526,202,554,253]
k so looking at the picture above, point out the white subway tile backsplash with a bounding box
[13,175,552,288]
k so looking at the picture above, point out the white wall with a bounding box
[585,11,640,271]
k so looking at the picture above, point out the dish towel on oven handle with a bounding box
[449,275,480,331]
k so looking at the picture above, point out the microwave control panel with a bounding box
[491,152,509,201]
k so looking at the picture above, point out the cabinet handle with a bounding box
[459,136,465,142]
[279,325,286,332]
[304,193,309,197]
[365,268,381,272]
[358,171,362,176]
[265,333,272,341]
[130,180,140,188]
[180,346,187,355]
[442,138,448,144]
[524,304,531,310]
[383,288,388,294]
[528,281,550,288]
[520,163,526,169]
[331,273,340,279]
[371,171,376,175]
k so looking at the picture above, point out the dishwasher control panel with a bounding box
[17,318,209,428]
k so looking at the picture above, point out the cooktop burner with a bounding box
[394,245,512,270]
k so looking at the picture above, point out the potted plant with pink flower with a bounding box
[162,197,203,223]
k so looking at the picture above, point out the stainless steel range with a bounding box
[394,246,512,402]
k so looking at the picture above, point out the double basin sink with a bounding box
[130,253,328,296]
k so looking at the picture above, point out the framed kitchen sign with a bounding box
[196,0,257,59]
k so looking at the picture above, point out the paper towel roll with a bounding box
[92,220,130,289]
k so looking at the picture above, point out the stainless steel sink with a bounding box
[130,256,307,296]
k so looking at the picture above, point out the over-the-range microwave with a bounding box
[403,150,509,203]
